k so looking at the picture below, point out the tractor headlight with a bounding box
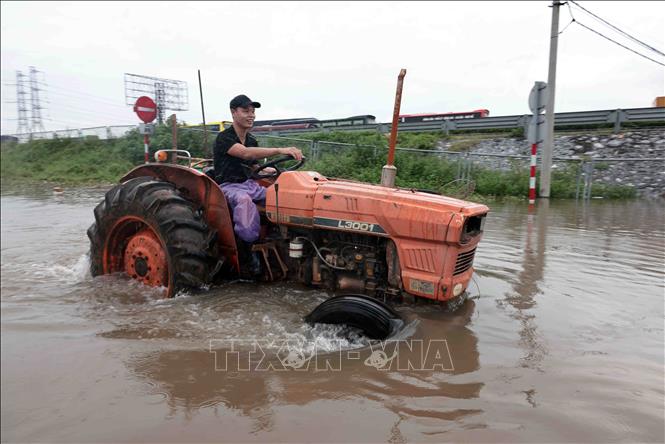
[453,283,464,297]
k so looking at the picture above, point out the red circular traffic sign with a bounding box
[133,96,157,123]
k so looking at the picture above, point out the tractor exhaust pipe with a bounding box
[381,68,407,188]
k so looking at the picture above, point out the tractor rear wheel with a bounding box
[87,176,221,297]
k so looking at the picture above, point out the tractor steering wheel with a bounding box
[251,155,306,179]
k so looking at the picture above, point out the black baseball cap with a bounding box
[230,94,261,109]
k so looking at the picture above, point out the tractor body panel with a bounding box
[264,171,489,301]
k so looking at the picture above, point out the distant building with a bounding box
[653,96,665,107]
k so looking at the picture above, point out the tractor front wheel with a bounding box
[87,176,221,297]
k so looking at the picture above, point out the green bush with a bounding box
[509,127,525,138]
[397,132,446,150]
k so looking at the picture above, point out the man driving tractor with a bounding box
[213,94,303,275]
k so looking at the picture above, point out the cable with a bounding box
[23,83,133,127]
[43,113,131,129]
[558,18,575,36]
[42,118,113,127]
[25,120,102,132]
[47,89,128,109]
[294,237,348,270]
[570,0,665,57]
[48,101,128,115]
[558,2,577,36]
[48,83,128,107]
[43,95,131,116]
[574,20,665,67]
[48,103,131,121]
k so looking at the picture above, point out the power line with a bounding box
[47,84,128,108]
[570,0,665,57]
[558,17,575,36]
[42,91,133,124]
[43,83,129,125]
[574,20,665,67]
[36,87,132,122]
[41,118,111,129]
[33,98,130,119]
[560,1,577,35]
[562,2,664,66]
[47,90,127,109]
[46,106,128,121]
[47,117,122,126]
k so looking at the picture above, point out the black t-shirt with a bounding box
[213,126,259,184]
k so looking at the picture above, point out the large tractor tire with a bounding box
[87,176,221,297]
[305,294,404,340]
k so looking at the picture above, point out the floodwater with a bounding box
[1,183,663,443]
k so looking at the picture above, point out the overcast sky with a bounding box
[1,1,663,134]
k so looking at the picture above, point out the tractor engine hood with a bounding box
[265,171,488,243]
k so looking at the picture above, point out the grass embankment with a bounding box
[2,138,133,185]
[1,126,636,199]
[0,126,208,186]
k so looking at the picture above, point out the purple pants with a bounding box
[220,179,266,243]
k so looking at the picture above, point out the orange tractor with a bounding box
[87,71,489,336]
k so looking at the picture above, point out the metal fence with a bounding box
[256,134,664,199]
[3,125,136,143]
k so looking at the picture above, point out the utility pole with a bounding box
[198,69,209,156]
[539,0,562,198]
[15,71,30,137]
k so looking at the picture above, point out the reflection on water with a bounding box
[1,185,663,443]
[510,200,549,371]
[125,300,482,434]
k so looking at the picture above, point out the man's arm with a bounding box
[227,144,303,161]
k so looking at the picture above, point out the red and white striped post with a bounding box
[527,81,548,206]
[529,142,537,205]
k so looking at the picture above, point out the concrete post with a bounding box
[540,1,562,198]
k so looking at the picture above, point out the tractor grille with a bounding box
[454,248,476,275]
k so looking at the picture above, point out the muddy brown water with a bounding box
[1,184,663,443]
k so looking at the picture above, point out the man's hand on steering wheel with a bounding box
[251,151,306,179]
[280,146,303,160]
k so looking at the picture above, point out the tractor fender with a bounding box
[121,163,239,271]
[304,294,404,340]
